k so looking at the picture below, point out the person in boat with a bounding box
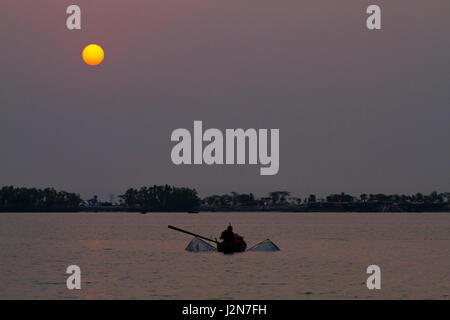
[220,225,234,242]
[219,225,247,253]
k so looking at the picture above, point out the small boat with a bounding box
[187,210,199,214]
[217,239,246,254]
[168,225,279,254]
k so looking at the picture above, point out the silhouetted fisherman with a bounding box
[220,225,234,242]
[219,225,247,253]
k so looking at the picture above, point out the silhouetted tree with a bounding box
[0,186,82,211]
[326,192,354,203]
[118,185,200,211]
[269,191,291,205]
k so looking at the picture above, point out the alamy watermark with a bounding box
[366,265,381,290]
[170,121,279,176]
[66,265,81,290]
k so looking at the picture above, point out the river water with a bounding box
[0,212,449,299]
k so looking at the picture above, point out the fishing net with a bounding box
[185,237,217,252]
[248,239,280,252]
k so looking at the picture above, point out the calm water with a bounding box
[0,212,449,299]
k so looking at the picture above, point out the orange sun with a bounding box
[82,44,104,66]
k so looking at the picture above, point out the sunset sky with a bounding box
[1,1,449,199]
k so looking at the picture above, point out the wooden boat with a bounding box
[168,225,279,253]
[217,239,246,254]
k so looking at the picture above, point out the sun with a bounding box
[82,44,104,66]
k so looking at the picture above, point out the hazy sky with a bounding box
[1,1,449,200]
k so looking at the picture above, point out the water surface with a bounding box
[0,212,449,299]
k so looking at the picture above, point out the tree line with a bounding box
[0,186,82,211]
[1,185,449,212]
[203,191,450,207]
[117,185,200,211]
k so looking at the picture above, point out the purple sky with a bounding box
[1,1,449,200]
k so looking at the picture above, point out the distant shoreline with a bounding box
[1,185,449,213]
[1,205,449,214]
